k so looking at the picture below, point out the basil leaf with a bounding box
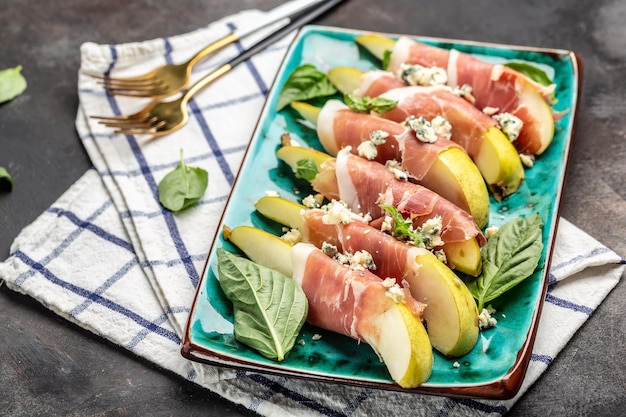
[505,61,556,104]
[467,214,544,311]
[295,158,319,181]
[157,149,208,212]
[505,62,553,87]
[276,64,337,111]
[0,65,27,104]
[0,166,14,192]
[217,248,308,361]
[382,49,392,70]
[344,94,397,113]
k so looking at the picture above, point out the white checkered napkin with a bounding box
[0,8,625,417]
[76,9,297,336]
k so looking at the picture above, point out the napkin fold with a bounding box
[1,9,624,417]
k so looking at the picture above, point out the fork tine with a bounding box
[91,73,156,83]
[113,120,167,136]
[103,87,170,97]
[100,78,164,89]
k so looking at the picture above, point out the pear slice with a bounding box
[421,147,489,229]
[356,33,555,156]
[224,225,294,277]
[327,66,366,94]
[290,242,433,387]
[475,127,525,200]
[227,228,434,387]
[355,34,396,61]
[442,238,482,277]
[255,196,480,356]
[289,102,490,228]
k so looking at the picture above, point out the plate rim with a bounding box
[181,24,583,400]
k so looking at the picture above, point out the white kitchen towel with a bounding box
[0,8,624,417]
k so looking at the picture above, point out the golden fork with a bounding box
[92,0,326,98]
[92,0,344,137]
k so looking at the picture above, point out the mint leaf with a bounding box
[217,248,308,361]
[467,214,544,311]
[157,149,208,212]
[0,166,14,192]
[276,64,337,111]
[344,94,397,113]
[0,66,27,104]
[295,158,319,181]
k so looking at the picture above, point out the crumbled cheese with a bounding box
[319,200,371,225]
[369,129,389,145]
[485,225,500,239]
[435,249,447,264]
[312,334,322,341]
[385,160,408,180]
[397,63,448,86]
[431,115,452,140]
[519,153,535,168]
[482,106,499,116]
[297,339,306,346]
[404,115,438,143]
[452,84,475,103]
[302,193,324,208]
[351,250,376,271]
[321,241,339,257]
[280,228,302,245]
[323,242,376,271]
[265,190,280,197]
[383,279,406,303]
[357,140,378,160]
[321,200,355,225]
[453,361,461,368]
[419,216,444,248]
[381,215,394,233]
[493,112,524,142]
[478,306,498,330]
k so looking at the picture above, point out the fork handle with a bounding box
[229,0,344,68]
[182,0,344,103]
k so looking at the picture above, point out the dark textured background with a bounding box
[1,0,625,415]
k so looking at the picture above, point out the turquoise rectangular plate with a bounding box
[182,25,581,399]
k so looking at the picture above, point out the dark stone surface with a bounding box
[1,0,624,415]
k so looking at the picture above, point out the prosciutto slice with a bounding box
[377,85,498,158]
[387,37,555,154]
[353,69,406,97]
[317,99,461,181]
[290,243,424,341]
[311,148,485,246]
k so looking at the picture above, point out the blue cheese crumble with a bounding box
[404,115,438,143]
[493,112,524,142]
[397,63,447,86]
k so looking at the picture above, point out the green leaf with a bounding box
[505,62,553,87]
[157,149,208,212]
[276,64,337,111]
[381,49,392,70]
[0,166,14,192]
[216,248,308,361]
[505,61,556,104]
[0,66,27,104]
[294,158,318,181]
[379,204,423,246]
[344,94,397,113]
[467,214,544,311]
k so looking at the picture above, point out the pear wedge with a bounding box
[327,66,366,94]
[356,33,555,156]
[290,101,490,228]
[255,196,480,356]
[224,225,293,277]
[227,227,434,387]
